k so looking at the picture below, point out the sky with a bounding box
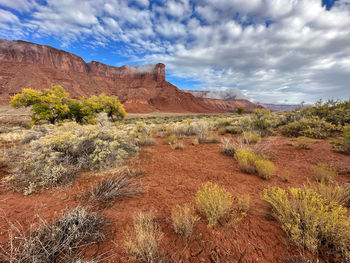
[0,0,349,104]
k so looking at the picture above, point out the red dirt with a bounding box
[0,136,349,262]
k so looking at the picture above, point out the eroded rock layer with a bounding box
[0,39,260,113]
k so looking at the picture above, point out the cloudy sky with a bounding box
[0,0,349,104]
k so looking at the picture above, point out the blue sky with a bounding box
[0,0,349,104]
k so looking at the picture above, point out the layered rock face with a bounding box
[0,39,218,113]
[0,38,261,113]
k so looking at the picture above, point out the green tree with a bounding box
[237,106,245,114]
[87,93,126,122]
[11,85,72,125]
[11,86,126,125]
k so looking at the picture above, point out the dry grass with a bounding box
[1,207,108,263]
[311,163,337,184]
[171,204,199,238]
[290,136,316,150]
[308,181,350,208]
[171,142,185,150]
[237,195,250,213]
[124,212,163,262]
[198,135,219,144]
[89,170,143,208]
[220,138,236,157]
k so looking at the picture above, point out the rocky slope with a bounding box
[186,90,263,112]
[0,39,219,113]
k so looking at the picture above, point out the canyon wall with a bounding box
[0,39,260,113]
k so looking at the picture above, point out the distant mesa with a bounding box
[0,38,261,113]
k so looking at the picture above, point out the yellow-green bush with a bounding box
[311,163,337,184]
[195,182,233,226]
[291,136,316,150]
[4,122,138,194]
[254,159,275,179]
[237,195,250,213]
[240,109,278,137]
[235,149,275,179]
[263,186,350,261]
[234,149,259,174]
[331,125,350,153]
[241,131,261,144]
[165,135,178,145]
[279,116,337,139]
[171,204,199,238]
[308,182,350,208]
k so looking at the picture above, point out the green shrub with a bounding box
[301,99,350,126]
[11,86,126,125]
[254,159,275,179]
[237,107,245,115]
[171,204,199,238]
[279,116,337,139]
[263,187,350,261]
[331,125,350,153]
[3,123,138,194]
[195,182,233,226]
[240,109,278,137]
[310,163,337,184]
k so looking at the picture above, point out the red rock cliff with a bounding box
[0,39,219,113]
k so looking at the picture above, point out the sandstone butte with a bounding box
[0,38,260,113]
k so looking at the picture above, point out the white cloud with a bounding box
[0,8,19,23]
[0,0,37,12]
[1,0,350,104]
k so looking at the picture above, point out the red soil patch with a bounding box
[0,136,349,262]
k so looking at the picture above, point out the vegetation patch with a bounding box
[195,182,233,226]
[11,86,126,125]
[234,148,275,179]
[279,116,337,139]
[171,204,199,238]
[331,125,350,153]
[89,170,143,208]
[125,212,163,262]
[165,135,178,145]
[1,207,108,263]
[3,122,138,194]
[220,137,236,156]
[310,163,337,185]
[241,131,261,144]
[263,186,350,261]
[290,136,317,150]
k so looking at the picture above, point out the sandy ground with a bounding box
[0,135,349,262]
